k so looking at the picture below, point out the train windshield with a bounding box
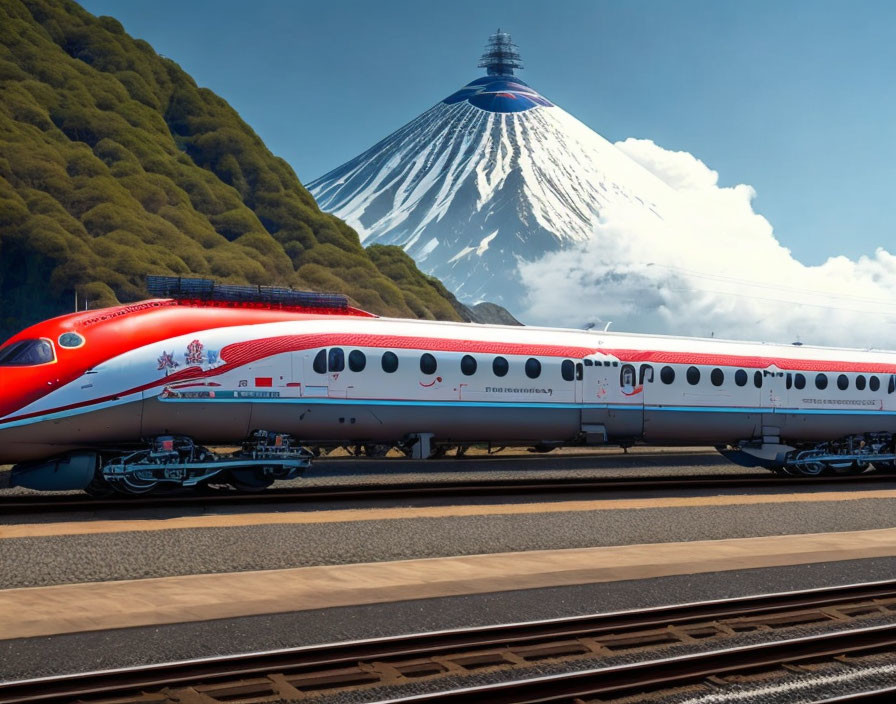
[0,339,56,366]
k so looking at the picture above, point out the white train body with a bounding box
[4,293,896,490]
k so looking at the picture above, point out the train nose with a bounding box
[0,367,62,419]
[0,338,60,420]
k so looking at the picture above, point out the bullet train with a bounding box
[3,276,896,494]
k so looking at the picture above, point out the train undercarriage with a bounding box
[11,430,312,495]
[722,432,896,476]
[10,429,896,495]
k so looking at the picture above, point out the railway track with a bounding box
[3,579,896,703]
[2,471,896,515]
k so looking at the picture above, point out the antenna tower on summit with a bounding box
[478,29,523,76]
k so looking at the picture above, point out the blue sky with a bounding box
[80,0,896,266]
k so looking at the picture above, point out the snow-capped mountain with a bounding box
[308,31,675,310]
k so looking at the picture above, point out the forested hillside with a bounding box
[0,0,466,339]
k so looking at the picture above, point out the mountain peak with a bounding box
[309,33,673,311]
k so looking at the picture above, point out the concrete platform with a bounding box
[5,527,896,640]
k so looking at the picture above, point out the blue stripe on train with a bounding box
[5,398,895,431]
[159,397,896,416]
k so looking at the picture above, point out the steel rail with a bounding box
[2,472,896,515]
[371,623,896,703]
[2,579,896,704]
[815,685,896,702]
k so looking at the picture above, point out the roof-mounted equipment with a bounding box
[146,276,348,311]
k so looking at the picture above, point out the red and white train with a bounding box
[3,277,896,494]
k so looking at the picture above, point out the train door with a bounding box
[326,347,348,398]
[593,358,644,440]
[301,349,328,397]
[575,361,584,404]
[761,364,787,440]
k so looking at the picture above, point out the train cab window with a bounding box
[660,366,675,384]
[640,364,654,384]
[686,366,700,385]
[856,375,867,391]
[525,358,542,379]
[348,350,366,372]
[815,373,828,390]
[710,368,724,387]
[461,355,477,376]
[794,373,806,390]
[561,359,575,382]
[420,353,437,375]
[576,363,583,380]
[837,374,849,391]
[889,375,896,394]
[0,339,55,366]
[735,369,748,387]
[754,371,762,388]
[312,349,327,374]
[870,375,881,392]
[785,373,792,390]
[493,356,509,377]
[620,364,636,387]
[328,347,345,372]
[58,332,85,349]
[381,351,398,373]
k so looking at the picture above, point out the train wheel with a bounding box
[84,475,116,497]
[823,460,869,475]
[362,444,390,458]
[116,474,160,494]
[228,469,274,492]
[795,460,827,476]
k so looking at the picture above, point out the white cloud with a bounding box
[615,138,719,190]
[518,139,896,348]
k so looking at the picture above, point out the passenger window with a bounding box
[348,350,366,372]
[660,366,675,384]
[525,358,541,379]
[686,366,700,385]
[620,364,636,387]
[493,356,509,377]
[312,349,326,374]
[710,368,723,387]
[837,374,849,391]
[420,353,437,375]
[870,375,881,392]
[381,351,398,373]
[328,347,345,372]
[461,355,477,376]
[735,369,747,387]
[561,359,575,382]
[583,359,594,366]
[785,373,792,390]
[815,373,828,390]
[754,371,762,388]
[794,373,806,390]
[604,361,611,367]
[640,364,654,384]
[856,375,867,391]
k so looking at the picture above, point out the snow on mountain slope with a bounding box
[308,33,677,309]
